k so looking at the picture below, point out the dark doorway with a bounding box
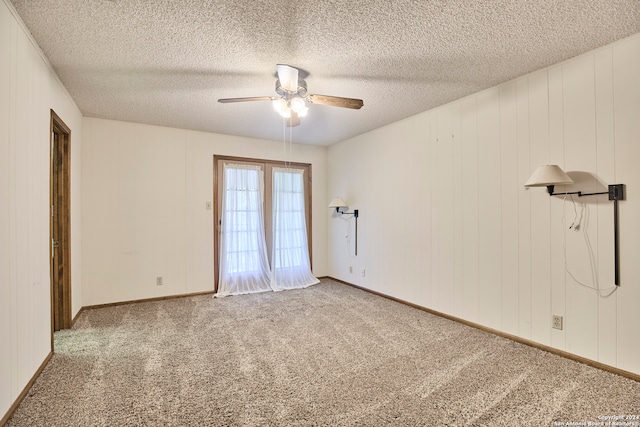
[50,110,71,337]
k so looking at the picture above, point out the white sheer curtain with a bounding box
[216,164,272,297]
[270,167,319,291]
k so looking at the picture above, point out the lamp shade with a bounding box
[524,165,573,187]
[328,197,348,209]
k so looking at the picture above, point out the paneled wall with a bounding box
[81,118,328,306]
[327,33,640,375]
[0,0,83,419]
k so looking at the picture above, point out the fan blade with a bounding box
[308,94,363,109]
[276,64,299,92]
[218,96,274,103]
[286,111,300,128]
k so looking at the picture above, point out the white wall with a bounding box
[0,0,83,419]
[327,33,640,375]
[81,118,328,306]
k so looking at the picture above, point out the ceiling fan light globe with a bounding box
[273,98,287,113]
[290,97,306,113]
[298,106,309,117]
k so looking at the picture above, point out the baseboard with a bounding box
[329,276,640,383]
[71,306,84,326]
[0,351,53,427]
[81,289,215,311]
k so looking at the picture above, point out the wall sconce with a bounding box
[329,197,359,256]
[525,165,625,286]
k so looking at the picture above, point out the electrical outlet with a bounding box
[552,315,563,330]
[349,266,353,274]
[361,269,366,277]
[156,276,163,286]
[205,201,212,210]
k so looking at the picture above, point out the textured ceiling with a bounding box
[10,0,640,146]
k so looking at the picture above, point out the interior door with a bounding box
[50,110,71,333]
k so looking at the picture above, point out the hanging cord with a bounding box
[567,193,581,230]
[339,213,357,258]
[288,124,293,169]
[281,117,294,171]
[562,195,617,297]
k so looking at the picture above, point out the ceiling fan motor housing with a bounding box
[275,79,308,99]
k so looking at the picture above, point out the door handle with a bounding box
[52,239,59,258]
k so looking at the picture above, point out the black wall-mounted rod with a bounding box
[354,210,359,256]
[614,199,620,286]
[546,185,609,197]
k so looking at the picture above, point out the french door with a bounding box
[213,156,312,293]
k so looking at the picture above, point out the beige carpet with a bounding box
[7,279,640,426]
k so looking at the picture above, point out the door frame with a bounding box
[213,155,313,292]
[50,109,72,345]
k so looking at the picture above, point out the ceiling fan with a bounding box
[218,64,364,127]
